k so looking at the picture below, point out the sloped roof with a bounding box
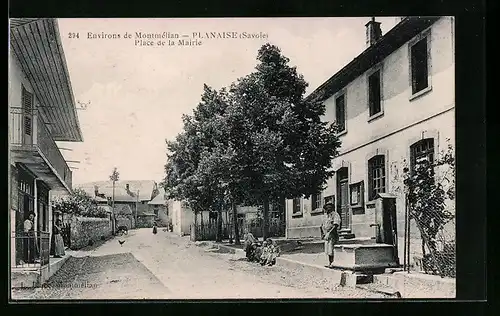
[306,17,440,103]
[148,188,166,205]
[76,180,158,202]
[10,18,83,141]
[98,205,113,213]
[95,196,108,203]
[116,204,133,215]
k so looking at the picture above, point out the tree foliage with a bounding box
[52,188,108,218]
[109,167,120,182]
[390,139,455,277]
[163,43,342,240]
[403,141,456,253]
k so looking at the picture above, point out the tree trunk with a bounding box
[193,209,198,241]
[232,201,240,245]
[263,195,270,240]
[216,198,223,242]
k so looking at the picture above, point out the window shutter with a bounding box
[22,86,33,136]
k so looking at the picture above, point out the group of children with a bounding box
[244,233,280,266]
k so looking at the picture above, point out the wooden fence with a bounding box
[192,218,285,241]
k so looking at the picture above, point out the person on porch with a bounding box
[23,211,39,264]
[320,202,341,269]
[52,219,65,258]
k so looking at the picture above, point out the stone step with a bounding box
[332,243,399,273]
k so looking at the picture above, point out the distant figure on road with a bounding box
[52,219,65,258]
[152,222,157,235]
[320,202,341,268]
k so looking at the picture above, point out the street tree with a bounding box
[164,43,342,242]
[227,43,342,238]
[163,86,227,240]
[52,188,108,218]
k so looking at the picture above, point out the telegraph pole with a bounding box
[112,180,115,234]
[136,189,139,228]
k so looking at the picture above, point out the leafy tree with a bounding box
[164,43,342,242]
[163,86,226,240]
[226,44,341,238]
[52,188,108,218]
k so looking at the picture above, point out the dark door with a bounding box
[336,167,350,231]
[339,180,350,230]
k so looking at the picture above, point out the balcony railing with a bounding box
[11,231,50,269]
[10,107,72,190]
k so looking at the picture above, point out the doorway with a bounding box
[14,166,35,265]
[336,167,351,231]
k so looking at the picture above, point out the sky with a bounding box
[55,17,399,185]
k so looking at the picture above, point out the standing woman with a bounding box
[152,221,158,235]
[320,203,341,268]
[53,219,65,258]
[23,212,38,264]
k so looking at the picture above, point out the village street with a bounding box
[11,228,386,300]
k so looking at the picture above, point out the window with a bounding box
[22,86,33,136]
[311,193,322,211]
[410,37,429,95]
[335,94,346,133]
[292,198,302,215]
[368,70,382,117]
[368,155,386,200]
[410,138,435,176]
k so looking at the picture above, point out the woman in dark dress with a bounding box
[152,222,158,234]
[53,219,65,258]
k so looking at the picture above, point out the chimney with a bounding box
[94,185,99,197]
[365,17,382,47]
[126,183,130,191]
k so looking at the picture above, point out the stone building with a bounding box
[285,17,455,267]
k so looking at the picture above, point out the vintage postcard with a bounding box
[9,17,456,300]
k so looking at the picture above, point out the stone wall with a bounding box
[69,216,112,250]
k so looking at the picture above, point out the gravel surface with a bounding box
[12,228,387,300]
[11,253,168,300]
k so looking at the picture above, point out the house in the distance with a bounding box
[77,180,161,229]
[147,187,169,227]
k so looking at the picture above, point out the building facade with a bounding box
[9,19,83,272]
[286,17,455,265]
[77,180,161,229]
[147,188,170,227]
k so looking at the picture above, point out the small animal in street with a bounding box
[118,239,126,247]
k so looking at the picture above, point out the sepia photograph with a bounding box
[9,16,456,300]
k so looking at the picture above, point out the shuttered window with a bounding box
[22,86,33,136]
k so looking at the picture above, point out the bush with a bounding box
[53,188,108,218]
